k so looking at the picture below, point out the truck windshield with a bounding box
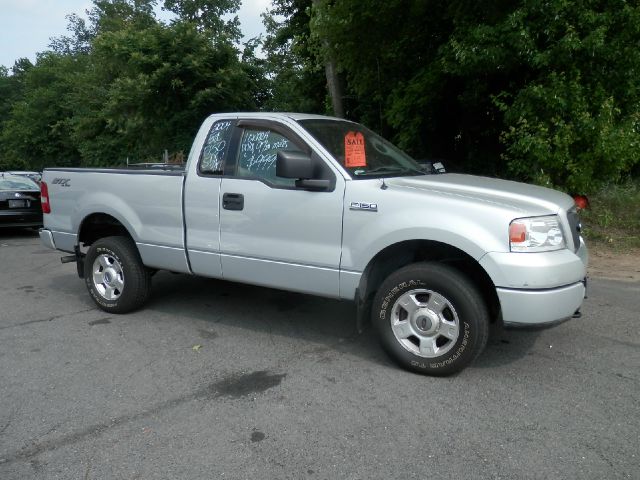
[298,119,425,179]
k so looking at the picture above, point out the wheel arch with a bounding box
[357,239,500,322]
[78,212,135,248]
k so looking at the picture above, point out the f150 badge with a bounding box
[350,202,378,212]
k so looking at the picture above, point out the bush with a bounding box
[580,179,640,249]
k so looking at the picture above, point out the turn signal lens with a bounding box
[573,194,589,210]
[509,223,527,243]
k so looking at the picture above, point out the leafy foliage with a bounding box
[163,0,242,39]
[1,54,84,170]
[261,0,326,113]
[580,179,640,249]
[72,20,261,165]
[448,0,640,191]
[307,0,640,191]
[0,0,265,168]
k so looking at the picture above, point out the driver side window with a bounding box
[235,128,302,187]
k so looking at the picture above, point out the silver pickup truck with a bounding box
[39,112,588,375]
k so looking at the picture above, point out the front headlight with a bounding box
[509,215,566,252]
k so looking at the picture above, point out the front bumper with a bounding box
[481,238,588,327]
[498,280,586,327]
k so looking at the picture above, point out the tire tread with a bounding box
[84,236,151,314]
[372,261,489,376]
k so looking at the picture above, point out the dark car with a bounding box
[0,174,43,228]
[5,170,42,184]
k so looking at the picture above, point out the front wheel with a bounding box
[372,262,489,376]
[84,236,151,313]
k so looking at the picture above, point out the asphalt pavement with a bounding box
[0,229,638,479]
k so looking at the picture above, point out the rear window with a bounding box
[0,176,39,191]
[199,120,234,175]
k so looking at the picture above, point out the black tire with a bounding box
[372,262,489,376]
[84,236,151,313]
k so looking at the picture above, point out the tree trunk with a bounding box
[312,0,344,118]
[324,56,344,118]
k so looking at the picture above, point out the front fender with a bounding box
[342,207,502,273]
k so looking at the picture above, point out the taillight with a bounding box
[41,181,51,214]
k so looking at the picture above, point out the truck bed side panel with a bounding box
[43,168,189,272]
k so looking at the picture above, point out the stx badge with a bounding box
[52,178,71,187]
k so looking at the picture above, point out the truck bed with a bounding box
[43,167,189,273]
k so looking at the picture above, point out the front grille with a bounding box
[566,208,581,252]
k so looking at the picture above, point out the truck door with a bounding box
[219,120,345,297]
[183,118,236,277]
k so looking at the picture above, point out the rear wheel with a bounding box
[372,262,489,376]
[84,236,151,313]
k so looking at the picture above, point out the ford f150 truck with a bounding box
[39,112,588,375]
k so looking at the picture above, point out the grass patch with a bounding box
[579,179,640,251]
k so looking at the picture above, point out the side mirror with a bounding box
[276,150,330,191]
[276,151,313,179]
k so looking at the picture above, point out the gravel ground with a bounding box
[588,243,640,282]
[0,229,638,479]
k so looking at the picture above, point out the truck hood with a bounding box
[386,173,574,215]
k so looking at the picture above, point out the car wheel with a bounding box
[372,262,489,376]
[84,236,151,313]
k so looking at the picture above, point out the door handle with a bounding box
[223,193,244,211]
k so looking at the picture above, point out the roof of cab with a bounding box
[206,112,353,122]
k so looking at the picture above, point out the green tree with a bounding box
[261,0,327,113]
[0,59,34,150]
[72,19,263,165]
[89,0,159,33]
[0,0,267,169]
[310,0,505,164]
[49,13,95,55]
[310,0,640,191]
[0,53,85,170]
[482,1,640,191]
[162,0,241,39]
